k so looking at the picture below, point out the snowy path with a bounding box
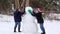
[0,14,60,34]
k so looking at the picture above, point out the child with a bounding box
[14,8,25,32]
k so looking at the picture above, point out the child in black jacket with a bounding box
[31,8,45,34]
[14,9,25,32]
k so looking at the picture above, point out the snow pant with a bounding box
[39,23,45,33]
[14,22,21,31]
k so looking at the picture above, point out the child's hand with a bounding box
[34,9,39,13]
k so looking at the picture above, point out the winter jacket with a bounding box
[31,11,44,23]
[35,12,44,23]
[14,9,25,22]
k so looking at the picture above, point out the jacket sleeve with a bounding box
[31,11,36,16]
[21,10,25,15]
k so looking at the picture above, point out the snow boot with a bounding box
[41,32,45,34]
[14,30,16,32]
[18,31,21,32]
[18,30,21,32]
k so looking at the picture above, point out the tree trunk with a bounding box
[25,0,29,7]
[15,0,20,9]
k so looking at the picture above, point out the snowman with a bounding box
[21,6,39,34]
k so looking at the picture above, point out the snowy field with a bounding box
[0,14,60,34]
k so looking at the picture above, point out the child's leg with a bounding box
[40,23,45,34]
[14,22,18,32]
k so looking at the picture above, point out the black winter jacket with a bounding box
[32,12,44,23]
[14,9,25,22]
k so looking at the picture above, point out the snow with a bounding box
[49,13,60,19]
[0,14,60,34]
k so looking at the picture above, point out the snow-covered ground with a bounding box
[0,14,60,34]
